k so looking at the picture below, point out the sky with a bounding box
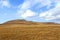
[0,0,60,23]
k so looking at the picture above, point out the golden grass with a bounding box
[0,19,60,40]
[0,24,60,40]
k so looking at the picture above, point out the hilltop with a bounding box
[0,19,59,25]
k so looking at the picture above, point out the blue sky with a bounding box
[0,0,60,23]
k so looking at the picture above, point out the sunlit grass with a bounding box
[0,24,60,40]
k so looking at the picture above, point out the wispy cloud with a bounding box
[0,0,11,8]
[16,0,52,19]
[39,0,60,20]
[1,0,59,21]
[0,0,60,23]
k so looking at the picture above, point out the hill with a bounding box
[2,19,38,25]
[1,19,59,25]
[0,19,60,40]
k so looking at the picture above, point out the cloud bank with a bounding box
[17,0,52,19]
[39,0,60,20]
[0,0,60,21]
[17,0,60,21]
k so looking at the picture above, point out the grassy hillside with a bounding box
[0,19,60,40]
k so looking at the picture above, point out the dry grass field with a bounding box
[0,20,60,40]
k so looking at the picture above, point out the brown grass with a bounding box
[0,20,60,40]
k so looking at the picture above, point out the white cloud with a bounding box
[0,0,11,8]
[17,0,52,19]
[36,0,51,8]
[39,1,60,20]
[39,11,56,20]
[18,0,52,10]
[16,0,32,17]
[21,10,36,18]
[17,0,60,21]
